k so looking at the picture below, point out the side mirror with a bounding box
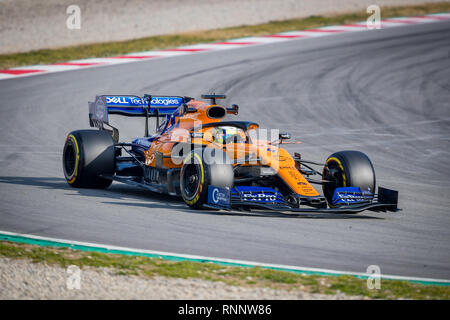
[183,103,197,114]
[201,94,226,105]
[279,132,291,140]
[226,104,239,115]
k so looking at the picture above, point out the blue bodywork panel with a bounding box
[231,186,285,204]
[332,187,374,206]
[106,96,183,115]
[207,186,231,208]
[207,186,286,209]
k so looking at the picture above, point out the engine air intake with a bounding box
[207,106,226,119]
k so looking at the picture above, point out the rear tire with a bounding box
[322,150,376,206]
[63,130,115,188]
[180,147,233,209]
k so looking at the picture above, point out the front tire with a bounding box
[63,130,115,188]
[322,150,376,206]
[180,147,233,209]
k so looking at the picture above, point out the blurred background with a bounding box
[0,0,444,54]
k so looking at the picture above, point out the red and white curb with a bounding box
[1,12,449,81]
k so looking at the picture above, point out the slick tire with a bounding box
[322,150,376,206]
[63,130,115,189]
[180,147,234,209]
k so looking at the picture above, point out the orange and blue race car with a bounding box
[62,94,398,214]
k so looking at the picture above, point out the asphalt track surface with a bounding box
[0,21,449,279]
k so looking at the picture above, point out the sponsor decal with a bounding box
[106,96,141,105]
[287,169,300,178]
[105,96,183,107]
[149,97,183,106]
[208,186,230,208]
[332,187,374,205]
[233,186,283,203]
[242,192,277,202]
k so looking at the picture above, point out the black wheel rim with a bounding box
[183,164,200,199]
[64,142,76,177]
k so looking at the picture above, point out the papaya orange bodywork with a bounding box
[144,99,319,197]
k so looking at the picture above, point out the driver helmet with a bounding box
[212,126,244,144]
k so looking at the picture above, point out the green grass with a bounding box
[1,240,449,299]
[0,2,449,69]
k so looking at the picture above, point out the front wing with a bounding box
[205,186,399,214]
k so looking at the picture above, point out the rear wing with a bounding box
[89,95,191,141]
